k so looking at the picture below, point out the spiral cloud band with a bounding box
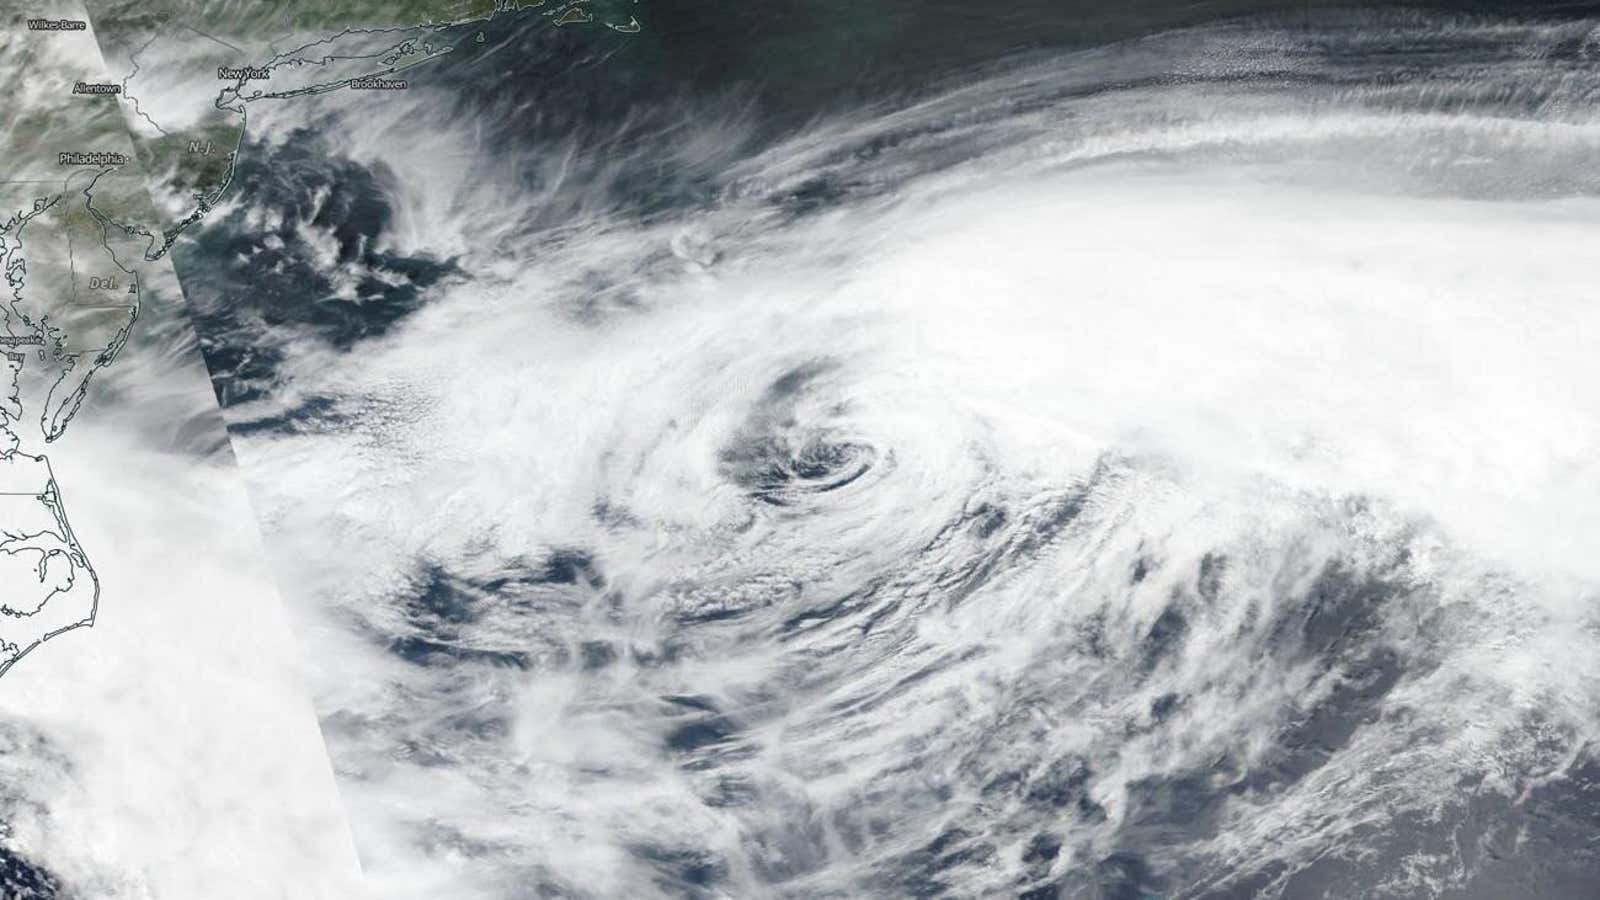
[177,10,1600,898]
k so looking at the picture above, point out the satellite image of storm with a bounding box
[0,0,1598,897]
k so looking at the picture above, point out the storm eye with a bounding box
[718,362,882,505]
[775,436,876,498]
[792,438,869,481]
[721,433,877,506]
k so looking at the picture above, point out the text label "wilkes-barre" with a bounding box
[26,18,87,31]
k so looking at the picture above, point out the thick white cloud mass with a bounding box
[0,270,367,897]
[182,10,1600,899]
